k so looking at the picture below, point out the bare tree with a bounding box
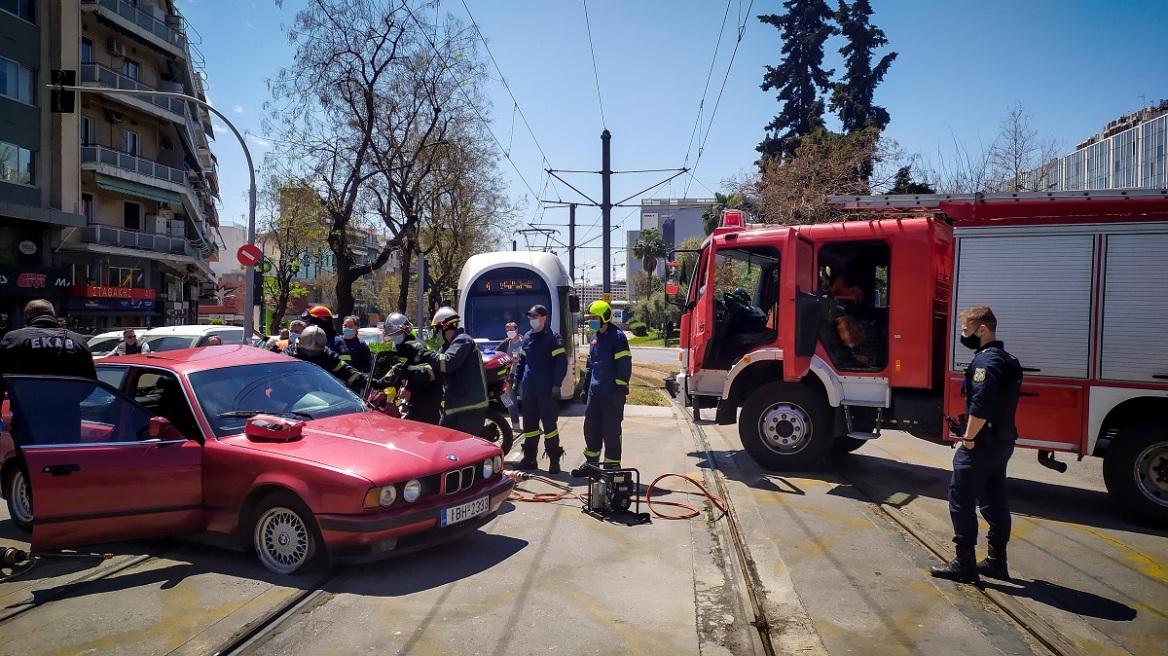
[264,0,490,318]
[987,102,1063,192]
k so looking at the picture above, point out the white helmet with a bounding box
[430,307,460,331]
[298,325,329,356]
[383,312,411,337]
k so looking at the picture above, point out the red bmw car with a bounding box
[0,345,514,574]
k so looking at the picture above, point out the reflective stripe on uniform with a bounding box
[543,428,559,440]
[613,350,631,359]
[615,379,628,386]
[583,448,600,458]
[445,399,490,414]
[523,430,541,439]
[602,457,621,464]
[550,347,565,356]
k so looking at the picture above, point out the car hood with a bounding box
[219,412,500,483]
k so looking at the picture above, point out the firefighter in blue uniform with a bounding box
[396,307,488,435]
[931,306,1023,585]
[571,300,632,476]
[512,304,568,473]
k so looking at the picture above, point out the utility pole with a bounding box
[568,203,576,284]
[601,130,612,295]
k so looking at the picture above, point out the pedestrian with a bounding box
[495,321,523,432]
[206,336,223,346]
[512,305,568,472]
[571,301,631,476]
[930,306,1023,585]
[395,307,488,436]
[337,315,373,373]
[111,328,151,356]
[269,328,289,352]
[0,299,98,441]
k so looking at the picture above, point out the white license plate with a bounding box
[441,495,490,527]
[499,394,514,409]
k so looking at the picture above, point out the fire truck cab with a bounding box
[669,191,1168,525]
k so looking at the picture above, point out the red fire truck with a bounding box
[666,189,1168,524]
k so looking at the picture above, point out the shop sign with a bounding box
[69,285,157,300]
[68,297,156,311]
[18,240,38,255]
[0,265,71,297]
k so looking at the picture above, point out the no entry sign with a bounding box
[237,244,262,268]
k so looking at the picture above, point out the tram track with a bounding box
[677,396,1086,656]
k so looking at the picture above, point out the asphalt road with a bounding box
[2,398,1165,655]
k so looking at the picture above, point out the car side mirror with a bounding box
[569,294,581,313]
[148,416,176,439]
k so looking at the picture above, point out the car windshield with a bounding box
[358,333,380,346]
[88,336,124,356]
[144,335,198,352]
[188,361,366,438]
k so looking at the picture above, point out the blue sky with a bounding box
[177,0,1166,283]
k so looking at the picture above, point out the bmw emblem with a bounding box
[446,454,459,462]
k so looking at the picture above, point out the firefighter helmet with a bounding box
[301,304,337,339]
[298,325,328,356]
[588,300,613,323]
[383,312,411,337]
[430,307,461,331]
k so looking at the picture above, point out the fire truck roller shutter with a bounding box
[1099,232,1168,383]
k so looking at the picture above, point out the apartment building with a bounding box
[0,0,221,336]
[626,197,712,301]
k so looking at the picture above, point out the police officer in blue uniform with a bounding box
[571,301,632,476]
[931,306,1023,584]
[513,304,568,473]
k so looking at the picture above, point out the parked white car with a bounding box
[87,329,150,359]
[140,325,246,352]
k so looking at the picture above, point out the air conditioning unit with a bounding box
[147,214,167,235]
[167,220,185,238]
[107,39,126,57]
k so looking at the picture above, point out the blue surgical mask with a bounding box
[529,318,541,329]
[588,320,600,331]
[288,332,300,343]
[343,327,356,338]
[392,334,405,346]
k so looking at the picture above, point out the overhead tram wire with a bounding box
[680,0,737,177]
[403,6,544,205]
[581,0,608,130]
[684,0,756,198]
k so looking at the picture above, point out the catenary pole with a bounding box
[601,130,611,295]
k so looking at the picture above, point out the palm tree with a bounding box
[632,227,668,275]
[701,192,741,235]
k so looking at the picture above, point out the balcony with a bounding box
[80,63,189,118]
[82,144,186,187]
[81,0,187,55]
[81,225,191,256]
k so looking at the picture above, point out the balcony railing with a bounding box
[81,0,187,51]
[81,145,186,186]
[80,63,189,117]
[82,225,192,256]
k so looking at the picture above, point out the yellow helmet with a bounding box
[588,300,613,323]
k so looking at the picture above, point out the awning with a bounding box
[95,173,183,206]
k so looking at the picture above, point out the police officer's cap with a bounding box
[527,304,548,318]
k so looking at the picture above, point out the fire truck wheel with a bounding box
[1102,417,1168,526]
[739,382,832,470]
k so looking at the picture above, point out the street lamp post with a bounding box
[58,85,258,343]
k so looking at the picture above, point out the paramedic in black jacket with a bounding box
[0,299,97,442]
[930,306,1023,585]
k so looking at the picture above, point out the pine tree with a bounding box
[830,0,896,134]
[757,0,837,160]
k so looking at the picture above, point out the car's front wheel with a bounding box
[5,466,33,532]
[251,492,324,575]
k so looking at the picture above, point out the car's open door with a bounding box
[780,232,821,381]
[2,375,203,552]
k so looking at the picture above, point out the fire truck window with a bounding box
[704,246,779,369]
[816,240,891,372]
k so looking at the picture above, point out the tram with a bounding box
[458,251,580,400]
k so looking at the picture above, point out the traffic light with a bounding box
[253,269,263,299]
[50,70,76,114]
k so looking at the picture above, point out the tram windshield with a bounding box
[462,266,553,341]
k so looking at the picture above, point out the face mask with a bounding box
[507,330,518,339]
[588,320,600,331]
[529,318,541,329]
[392,334,405,346]
[343,327,356,338]
[959,331,981,350]
[288,332,300,343]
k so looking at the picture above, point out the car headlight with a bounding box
[493,455,503,474]
[403,479,422,502]
[483,457,495,478]
[378,485,397,507]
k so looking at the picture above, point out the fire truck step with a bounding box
[846,431,881,440]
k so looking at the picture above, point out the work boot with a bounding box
[570,458,599,478]
[516,442,539,471]
[546,445,565,475]
[929,550,979,584]
[978,546,1010,580]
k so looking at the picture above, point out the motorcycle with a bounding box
[365,349,515,456]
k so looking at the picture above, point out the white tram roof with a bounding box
[458,251,572,292]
